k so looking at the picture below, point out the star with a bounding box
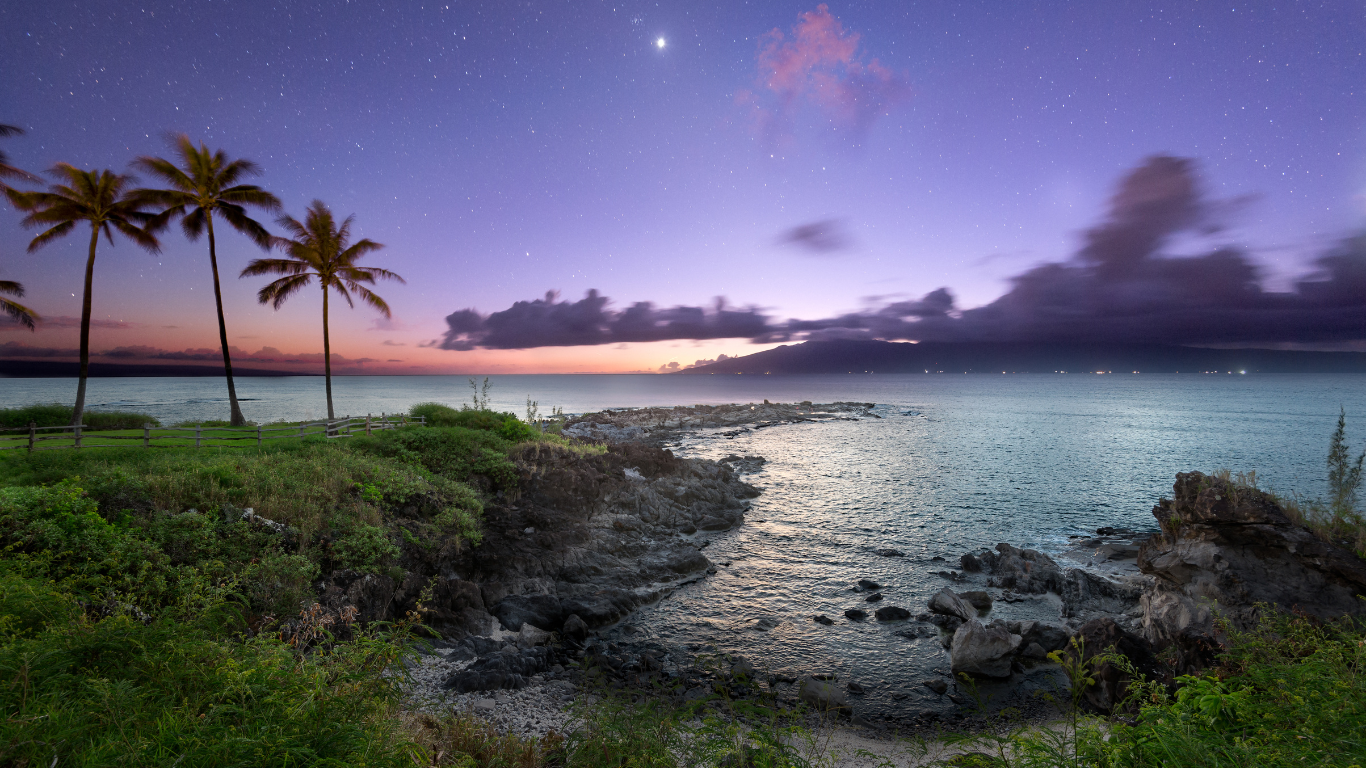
[655,37,666,49]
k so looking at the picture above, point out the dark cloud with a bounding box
[1,342,381,367]
[435,156,1366,351]
[439,290,768,351]
[779,219,851,254]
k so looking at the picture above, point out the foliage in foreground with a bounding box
[0,402,161,430]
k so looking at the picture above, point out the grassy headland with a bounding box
[0,400,1363,767]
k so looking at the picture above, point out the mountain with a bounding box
[673,340,1366,375]
[0,361,317,378]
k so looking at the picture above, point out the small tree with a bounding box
[1328,407,1365,520]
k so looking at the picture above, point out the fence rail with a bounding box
[0,414,425,452]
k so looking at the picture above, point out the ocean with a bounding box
[3,372,1364,717]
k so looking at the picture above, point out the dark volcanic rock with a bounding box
[1138,471,1366,658]
[812,614,835,625]
[874,548,905,557]
[928,587,977,622]
[1066,618,1163,714]
[959,590,993,611]
[983,544,1064,594]
[491,594,564,632]
[922,678,949,694]
[562,613,589,643]
[865,592,884,602]
[844,608,868,621]
[444,646,555,692]
[875,605,911,621]
[857,579,883,591]
[950,619,1021,678]
[1060,568,1143,620]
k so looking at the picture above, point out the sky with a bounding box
[2,0,1365,374]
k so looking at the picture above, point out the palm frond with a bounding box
[0,282,38,330]
[256,273,312,309]
[240,257,311,278]
[347,282,393,319]
[0,124,23,138]
[217,203,272,248]
[25,220,76,252]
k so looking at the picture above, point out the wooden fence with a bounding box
[0,414,425,452]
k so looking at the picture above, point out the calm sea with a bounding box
[4,373,1365,717]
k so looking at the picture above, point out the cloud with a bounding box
[1,342,383,367]
[439,290,769,350]
[658,361,681,372]
[779,218,851,254]
[382,339,406,346]
[433,156,1366,351]
[369,316,408,332]
[739,4,910,144]
[0,315,138,332]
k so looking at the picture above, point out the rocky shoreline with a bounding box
[370,402,1366,747]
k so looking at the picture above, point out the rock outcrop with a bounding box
[962,543,1064,594]
[563,401,876,444]
[950,619,1022,678]
[1138,471,1366,662]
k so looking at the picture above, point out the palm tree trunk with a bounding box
[205,215,247,426]
[322,285,334,420]
[72,224,99,426]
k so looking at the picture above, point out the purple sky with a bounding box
[2,1,1364,372]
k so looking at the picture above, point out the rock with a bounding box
[928,587,977,622]
[474,698,496,713]
[874,548,905,557]
[445,647,555,692]
[697,515,734,531]
[812,614,835,625]
[798,678,850,713]
[517,623,552,648]
[730,658,757,679]
[950,620,1022,678]
[1009,620,1070,653]
[960,552,985,572]
[865,592,884,602]
[1061,568,1142,619]
[491,594,563,633]
[846,681,865,694]
[1138,471,1366,653]
[959,590,993,611]
[754,616,781,631]
[922,678,949,695]
[683,685,709,702]
[985,544,1064,594]
[874,606,911,621]
[925,613,964,632]
[895,624,938,640]
[857,579,882,591]
[1021,642,1048,660]
[1066,617,1163,714]
[844,608,868,621]
[561,613,589,644]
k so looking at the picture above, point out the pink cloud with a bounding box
[740,4,910,144]
[0,315,138,332]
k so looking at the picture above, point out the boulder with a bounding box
[798,678,850,713]
[730,657,757,679]
[928,587,977,622]
[959,590,993,611]
[1138,471,1366,651]
[491,594,563,632]
[922,678,949,694]
[950,620,1021,678]
[865,592,884,602]
[985,543,1063,594]
[874,606,911,621]
[516,623,552,648]
[857,579,883,591]
[1060,568,1143,619]
[561,613,589,644]
[844,608,868,621]
[812,614,835,626]
[1066,618,1163,714]
[874,548,905,557]
[444,646,554,692]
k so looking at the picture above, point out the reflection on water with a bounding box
[3,373,1364,718]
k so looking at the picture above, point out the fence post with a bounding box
[257,425,262,447]
[380,412,386,430]
[195,425,202,448]
[346,415,352,436]
[73,424,82,449]
[299,422,305,439]
[366,413,372,436]
[401,414,406,427]
[27,421,35,453]
[143,424,150,448]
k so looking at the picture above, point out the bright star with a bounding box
[655,37,666,49]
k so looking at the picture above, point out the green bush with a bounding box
[409,402,538,442]
[332,523,401,573]
[355,426,519,490]
[0,402,161,430]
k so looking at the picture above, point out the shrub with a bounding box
[0,403,161,430]
[332,523,401,573]
[355,426,519,490]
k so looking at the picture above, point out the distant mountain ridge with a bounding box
[674,340,1366,375]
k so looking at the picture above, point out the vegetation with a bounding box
[0,279,38,330]
[4,165,161,426]
[241,200,405,420]
[134,134,283,427]
[0,403,161,430]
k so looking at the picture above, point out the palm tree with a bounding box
[0,281,39,330]
[6,165,159,425]
[133,135,281,426]
[240,200,404,420]
[0,124,40,191]
[1,124,41,331]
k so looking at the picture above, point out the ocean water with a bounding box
[3,373,1365,717]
